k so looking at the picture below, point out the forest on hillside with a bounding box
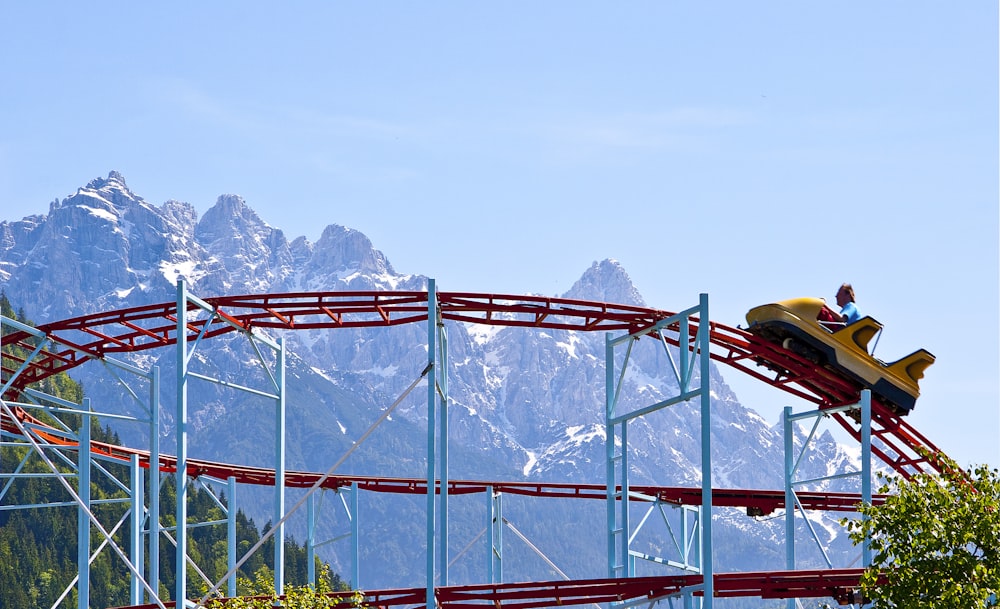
[0,294,345,608]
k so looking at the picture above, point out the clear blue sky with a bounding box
[1,4,997,468]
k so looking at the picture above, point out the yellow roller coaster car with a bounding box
[746,297,934,413]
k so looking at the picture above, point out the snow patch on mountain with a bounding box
[466,323,502,346]
[554,333,583,359]
[160,260,205,284]
[523,450,538,476]
[78,204,118,224]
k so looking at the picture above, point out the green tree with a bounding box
[207,565,362,609]
[846,455,1000,607]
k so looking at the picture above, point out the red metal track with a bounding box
[0,290,946,477]
[0,405,882,515]
[113,569,875,609]
[3,403,884,607]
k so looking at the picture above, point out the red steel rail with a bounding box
[0,405,881,514]
[113,569,874,609]
[4,402,882,609]
[0,290,946,477]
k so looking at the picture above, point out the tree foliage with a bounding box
[846,454,1000,607]
[205,565,364,609]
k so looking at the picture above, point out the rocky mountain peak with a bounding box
[84,170,129,193]
[196,194,275,244]
[191,195,293,294]
[198,194,261,232]
[562,258,645,306]
[66,170,143,215]
[308,224,396,279]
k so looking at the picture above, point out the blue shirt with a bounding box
[840,301,860,324]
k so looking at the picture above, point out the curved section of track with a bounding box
[0,404,883,515]
[113,569,875,609]
[1,290,947,477]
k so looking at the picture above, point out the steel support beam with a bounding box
[425,279,453,605]
[149,366,161,602]
[307,490,316,588]
[351,482,360,589]
[438,323,449,588]
[227,476,237,596]
[130,453,144,605]
[605,295,712,608]
[426,279,438,606]
[423,278,450,604]
[78,403,92,609]
[487,487,503,583]
[305,484,361,590]
[175,280,190,603]
[274,337,287,595]
[860,391,872,568]
[698,294,713,606]
[783,390,873,609]
[174,279,290,603]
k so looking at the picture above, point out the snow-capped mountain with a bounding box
[0,172,866,597]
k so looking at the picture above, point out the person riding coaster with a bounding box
[745,296,934,414]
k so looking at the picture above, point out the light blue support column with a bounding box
[175,280,189,603]
[683,508,696,609]
[605,332,617,578]
[860,390,872,567]
[149,366,160,601]
[781,393,872,607]
[621,422,631,577]
[603,331,641,579]
[274,337,287,595]
[78,402,92,609]
[307,491,316,588]
[604,297,714,596]
[425,279,437,607]
[351,481,360,589]
[487,488,502,583]
[682,507,691,570]
[783,406,795,609]
[438,321,449,586]
[130,454,144,605]
[698,293,713,607]
[227,477,237,596]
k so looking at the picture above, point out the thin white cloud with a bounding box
[285,107,418,140]
[146,77,242,127]
[144,77,418,143]
[531,107,755,163]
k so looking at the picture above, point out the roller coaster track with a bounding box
[0,403,884,516]
[1,290,946,478]
[116,568,878,609]
[1,290,949,606]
